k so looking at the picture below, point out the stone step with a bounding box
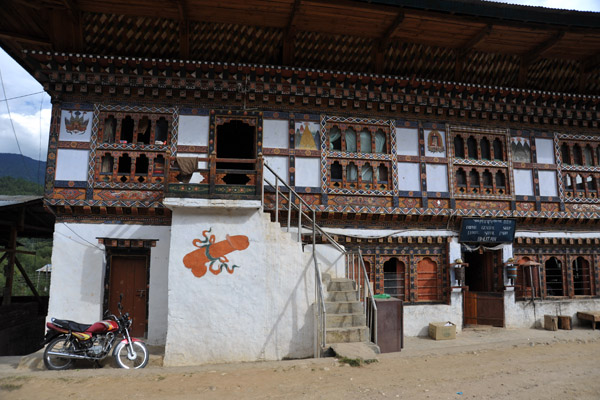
[326,290,359,302]
[326,313,366,328]
[328,279,356,292]
[325,301,363,314]
[326,326,370,344]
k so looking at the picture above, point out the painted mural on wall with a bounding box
[511,137,531,163]
[183,228,250,278]
[427,130,445,154]
[59,110,92,142]
[295,122,319,150]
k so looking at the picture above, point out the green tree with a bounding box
[0,176,43,195]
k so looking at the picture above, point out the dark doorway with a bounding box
[216,120,256,171]
[463,249,504,327]
[463,249,502,292]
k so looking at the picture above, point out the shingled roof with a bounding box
[1,0,599,94]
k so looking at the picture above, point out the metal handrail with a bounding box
[261,161,378,353]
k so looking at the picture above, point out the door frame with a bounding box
[103,248,150,337]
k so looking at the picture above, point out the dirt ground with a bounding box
[1,328,600,400]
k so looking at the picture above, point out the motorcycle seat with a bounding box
[51,318,92,333]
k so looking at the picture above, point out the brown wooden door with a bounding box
[108,255,148,337]
[464,291,504,327]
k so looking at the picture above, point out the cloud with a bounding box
[0,48,51,161]
[0,107,51,161]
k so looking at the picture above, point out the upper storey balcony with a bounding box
[166,154,263,200]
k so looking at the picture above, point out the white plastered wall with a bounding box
[163,199,315,366]
[426,164,448,193]
[404,291,463,336]
[505,291,600,329]
[47,223,171,345]
[178,115,209,146]
[396,127,419,156]
[263,119,289,149]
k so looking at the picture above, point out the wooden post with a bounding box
[2,226,17,305]
[209,151,217,195]
[14,258,41,304]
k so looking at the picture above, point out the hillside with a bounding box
[0,153,46,185]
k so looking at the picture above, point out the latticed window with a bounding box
[324,117,393,193]
[545,257,564,296]
[559,138,600,201]
[94,109,172,187]
[573,257,592,296]
[383,258,406,300]
[450,127,510,198]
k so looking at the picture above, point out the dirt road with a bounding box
[1,328,599,400]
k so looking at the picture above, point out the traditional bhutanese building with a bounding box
[2,0,600,365]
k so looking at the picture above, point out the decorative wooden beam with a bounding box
[60,0,78,18]
[373,12,404,74]
[174,0,190,59]
[454,25,492,82]
[523,31,565,65]
[461,24,493,52]
[0,31,50,47]
[379,12,405,48]
[518,31,564,87]
[582,51,600,74]
[282,0,301,65]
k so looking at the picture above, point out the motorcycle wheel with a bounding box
[43,337,75,370]
[114,341,149,369]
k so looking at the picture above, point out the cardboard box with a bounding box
[428,321,456,340]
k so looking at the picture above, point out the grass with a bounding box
[337,357,379,367]
[0,383,23,391]
[0,376,31,391]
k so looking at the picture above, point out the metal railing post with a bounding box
[297,201,302,242]
[287,191,293,232]
[274,176,279,223]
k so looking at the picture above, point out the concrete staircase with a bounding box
[325,277,370,345]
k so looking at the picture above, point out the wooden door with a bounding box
[108,255,148,337]
[464,291,504,327]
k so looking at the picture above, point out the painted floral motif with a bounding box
[183,228,250,278]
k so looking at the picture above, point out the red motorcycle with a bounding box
[42,295,148,370]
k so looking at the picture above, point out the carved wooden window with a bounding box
[545,256,564,297]
[450,128,510,198]
[561,143,571,164]
[94,110,172,187]
[360,129,372,153]
[467,136,478,159]
[482,170,493,192]
[325,119,393,192]
[329,126,342,150]
[331,161,343,185]
[493,138,504,161]
[559,137,600,201]
[383,258,406,300]
[573,256,592,296]
[480,137,491,160]
[454,136,465,158]
[101,154,114,174]
[584,145,594,166]
[573,144,583,166]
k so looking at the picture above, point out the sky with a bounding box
[0,0,599,163]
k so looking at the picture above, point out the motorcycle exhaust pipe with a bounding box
[46,351,95,360]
